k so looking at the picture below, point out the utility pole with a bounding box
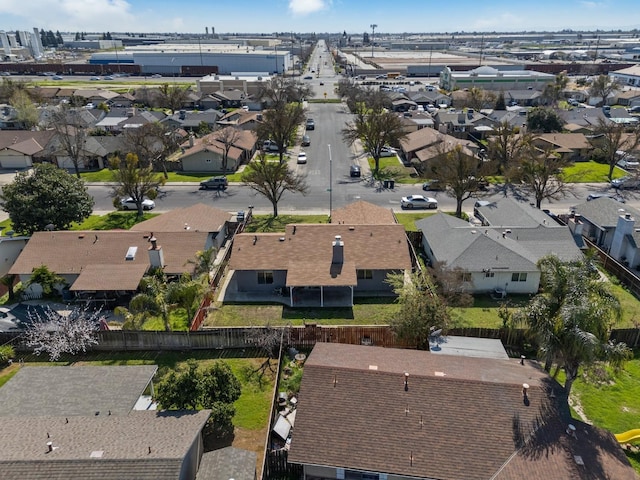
[328,144,333,219]
[370,24,377,58]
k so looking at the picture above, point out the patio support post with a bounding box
[351,286,354,306]
[289,287,293,307]
[321,286,324,307]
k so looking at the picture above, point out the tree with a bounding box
[241,154,309,217]
[387,270,451,350]
[47,104,88,178]
[542,72,569,106]
[26,265,66,297]
[10,90,39,129]
[166,274,206,325]
[156,83,191,114]
[0,164,94,235]
[124,273,173,331]
[342,103,406,176]
[510,143,572,209]
[258,76,312,106]
[25,305,102,361]
[0,274,17,303]
[467,87,495,112]
[109,153,165,217]
[515,255,631,395]
[123,122,179,179]
[486,121,527,175]
[527,107,564,133]
[156,359,241,435]
[257,102,306,163]
[215,126,242,175]
[588,74,619,106]
[429,145,488,218]
[0,77,32,105]
[590,118,640,180]
[494,91,506,111]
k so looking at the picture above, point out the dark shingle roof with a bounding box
[0,366,158,417]
[287,343,637,480]
[195,447,257,480]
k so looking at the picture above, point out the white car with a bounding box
[297,152,307,164]
[120,197,156,210]
[401,195,438,210]
[374,146,396,158]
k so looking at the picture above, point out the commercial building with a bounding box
[439,65,555,91]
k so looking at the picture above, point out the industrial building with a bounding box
[439,65,555,91]
[89,43,291,75]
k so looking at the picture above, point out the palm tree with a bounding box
[516,255,631,395]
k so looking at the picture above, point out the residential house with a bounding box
[0,130,56,168]
[109,92,135,107]
[433,109,497,140]
[570,198,640,269]
[0,104,23,129]
[609,64,640,88]
[216,110,261,131]
[178,129,257,173]
[398,112,434,133]
[408,90,451,109]
[208,89,250,109]
[0,365,212,480]
[225,223,412,307]
[73,88,120,107]
[330,200,397,225]
[486,108,529,129]
[504,89,544,106]
[131,203,235,251]
[9,230,209,299]
[531,133,591,162]
[416,198,583,295]
[398,126,478,168]
[558,106,612,131]
[162,109,225,133]
[391,97,417,113]
[287,343,637,480]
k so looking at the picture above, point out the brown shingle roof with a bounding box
[0,131,55,150]
[131,204,233,234]
[331,201,396,225]
[9,231,208,279]
[287,344,636,480]
[228,224,411,284]
[69,264,148,291]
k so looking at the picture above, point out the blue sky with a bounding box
[0,0,638,34]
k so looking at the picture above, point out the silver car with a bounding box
[120,197,156,210]
[401,195,438,209]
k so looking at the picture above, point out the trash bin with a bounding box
[237,210,245,222]
[389,179,395,189]
[383,180,390,188]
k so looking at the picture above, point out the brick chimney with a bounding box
[332,235,344,264]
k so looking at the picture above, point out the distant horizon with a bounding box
[1,0,638,36]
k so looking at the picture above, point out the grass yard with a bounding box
[562,161,627,183]
[71,211,157,230]
[367,156,417,183]
[395,212,436,231]
[0,350,275,472]
[564,354,640,473]
[80,169,244,183]
[242,214,329,233]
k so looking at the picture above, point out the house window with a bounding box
[345,471,379,480]
[458,272,472,282]
[484,271,494,278]
[511,272,527,282]
[357,269,373,280]
[205,158,212,163]
[257,271,274,284]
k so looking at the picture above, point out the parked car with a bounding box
[611,176,640,190]
[350,165,361,177]
[90,76,101,81]
[422,180,444,191]
[303,75,313,80]
[305,118,315,130]
[52,75,63,80]
[103,75,114,80]
[151,74,162,78]
[376,146,397,157]
[587,192,625,203]
[84,103,95,109]
[617,157,640,170]
[297,152,308,164]
[263,140,280,152]
[401,195,438,209]
[199,176,228,190]
[120,197,155,210]
[301,134,311,146]
[628,105,640,114]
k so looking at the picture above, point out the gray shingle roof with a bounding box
[195,447,256,480]
[572,197,639,229]
[0,366,157,417]
[0,410,210,480]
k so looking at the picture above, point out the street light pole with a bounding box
[370,24,377,58]
[328,144,333,219]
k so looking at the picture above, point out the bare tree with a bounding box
[10,90,39,129]
[47,105,88,178]
[509,143,572,209]
[589,75,619,107]
[590,118,640,180]
[486,122,528,175]
[157,83,191,114]
[542,72,569,106]
[123,123,180,179]
[25,305,103,361]
[241,153,309,217]
[342,103,406,177]
[246,324,284,381]
[215,126,242,175]
[257,102,306,163]
[429,145,489,218]
[109,153,166,217]
[258,76,312,106]
[466,87,495,112]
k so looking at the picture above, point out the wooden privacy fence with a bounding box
[584,237,640,299]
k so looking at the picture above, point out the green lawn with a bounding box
[395,212,436,231]
[367,156,417,183]
[71,211,157,230]
[243,214,329,233]
[562,161,627,183]
[80,169,244,183]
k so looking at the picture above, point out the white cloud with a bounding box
[0,0,136,32]
[288,0,328,15]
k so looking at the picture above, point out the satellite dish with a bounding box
[45,223,55,231]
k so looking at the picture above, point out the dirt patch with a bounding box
[569,393,592,424]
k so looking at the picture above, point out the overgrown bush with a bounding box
[0,345,15,365]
